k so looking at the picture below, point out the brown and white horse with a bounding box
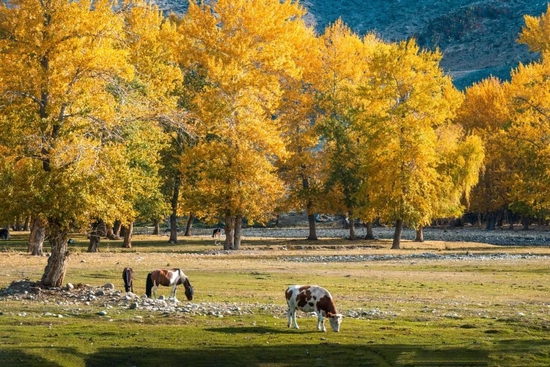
[122,267,134,293]
[145,268,194,301]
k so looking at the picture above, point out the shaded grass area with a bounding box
[1,315,549,366]
[1,235,550,366]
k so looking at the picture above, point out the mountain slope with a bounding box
[156,0,548,88]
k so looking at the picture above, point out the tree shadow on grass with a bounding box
[1,347,82,367]
[84,343,491,367]
[205,326,300,334]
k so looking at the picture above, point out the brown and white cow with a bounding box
[285,285,343,332]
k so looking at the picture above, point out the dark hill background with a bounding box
[156,0,548,89]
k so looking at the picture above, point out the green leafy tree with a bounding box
[314,20,381,240]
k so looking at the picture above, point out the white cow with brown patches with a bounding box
[285,285,343,332]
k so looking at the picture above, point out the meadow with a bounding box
[1,230,550,366]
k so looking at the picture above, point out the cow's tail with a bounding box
[145,272,153,297]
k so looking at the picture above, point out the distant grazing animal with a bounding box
[146,268,193,301]
[0,228,8,240]
[285,285,343,332]
[212,227,223,238]
[122,267,134,293]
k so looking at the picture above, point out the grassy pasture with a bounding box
[1,232,550,366]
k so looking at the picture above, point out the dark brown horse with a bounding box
[145,268,193,301]
[122,267,134,293]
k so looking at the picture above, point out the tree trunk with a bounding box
[307,213,318,240]
[106,224,118,240]
[234,215,242,250]
[14,216,22,231]
[28,217,45,256]
[119,225,126,238]
[486,211,496,230]
[41,223,69,287]
[524,216,531,229]
[113,220,122,238]
[152,220,160,235]
[224,215,235,250]
[97,220,107,237]
[391,219,403,249]
[303,178,318,240]
[169,213,178,243]
[415,226,424,242]
[88,233,100,252]
[122,221,133,248]
[184,213,194,236]
[169,174,181,244]
[23,215,31,231]
[88,221,101,252]
[349,217,356,240]
[364,221,374,240]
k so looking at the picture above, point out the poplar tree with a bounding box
[358,40,475,249]
[456,77,511,228]
[0,0,179,284]
[315,20,381,240]
[178,0,313,249]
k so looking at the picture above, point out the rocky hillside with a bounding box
[156,0,548,89]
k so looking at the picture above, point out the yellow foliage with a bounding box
[504,55,550,214]
[518,4,550,54]
[358,39,472,227]
[0,0,173,230]
[177,0,313,223]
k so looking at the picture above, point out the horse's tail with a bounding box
[145,272,153,297]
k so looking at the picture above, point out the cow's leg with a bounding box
[290,306,299,329]
[317,312,326,332]
[287,308,292,328]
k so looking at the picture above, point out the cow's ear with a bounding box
[327,312,335,317]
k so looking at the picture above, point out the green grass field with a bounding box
[1,232,550,366]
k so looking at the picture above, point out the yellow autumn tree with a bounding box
[114,0,184,248]
[274,13,322,240]
[357,39,471,249]
[518,4,550,53]
[0,0,176,284]
[314,20,384,240]
[177,0,313,249]
[504,57,550,222]
[431,124,484,228]
[456,77,511,228]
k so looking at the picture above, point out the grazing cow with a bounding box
[285,285,343,332]
[0,228,8,240]
[122,267,134,293]
[146,268,193,301]
[212,227,223,238]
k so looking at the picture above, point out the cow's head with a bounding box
[327,313,343,332]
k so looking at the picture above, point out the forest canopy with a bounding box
[1,0,550,285]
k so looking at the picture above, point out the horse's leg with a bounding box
[152,284,158,299]
[171,283,177,299]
